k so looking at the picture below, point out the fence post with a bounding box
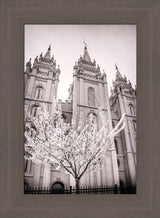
[115,184,118,194]
[70,186,72,194]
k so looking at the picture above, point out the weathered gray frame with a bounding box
[0,0,160,218]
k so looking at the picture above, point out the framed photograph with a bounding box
[24,24,136,195]
[1,0,160,217]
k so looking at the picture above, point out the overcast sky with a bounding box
[25,25,136,101]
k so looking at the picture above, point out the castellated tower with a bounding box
[68,46,120,187]
[24,45,60,116]
[24,46,70,189]
[109,65,136,186]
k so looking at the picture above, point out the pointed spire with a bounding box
[26,58,31,67]
[34,56,38,62]
[33,56,38,67]
[25,58,32,73]
[44,45,51,59]
[97,64,100,72]
[38,53,43,61]
[115,64,123,80]
[83,41,92,62]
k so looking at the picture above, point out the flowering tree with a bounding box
[24,103,125,193]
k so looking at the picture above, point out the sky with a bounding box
[25,25,136,101]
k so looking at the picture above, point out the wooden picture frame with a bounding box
[0,0,160,217]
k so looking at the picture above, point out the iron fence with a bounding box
[24,184,136,194]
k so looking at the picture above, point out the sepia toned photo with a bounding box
[24,25,136,194]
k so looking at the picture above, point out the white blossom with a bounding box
[24,103,125,190]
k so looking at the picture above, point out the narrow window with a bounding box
[37,88,41,99]
[88,113,97,133]
[35,86,43,99]
[62,114,66,120]
[129,104,134,115]
[88,113,97,124]
[117,159,120,167]
[31,105,39,117]
[25,159,28,173]
[114,139,118,154]
[132,120,136,132]
[33,107,37,117]
[29,160,32,174]
[88,87,95,106]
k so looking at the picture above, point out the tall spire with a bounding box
[25,58,32,72]
[26,58,31,67]
[115,64,123,80]
[44,45,51,59]
[83,41,92,62]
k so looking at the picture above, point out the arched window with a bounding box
[129,103,134,115]
[114,139,119,154]
[87,112,97,133]
[132,120,136,132]
[88,112,97,124]
[88,87,95,106]
[35,85,43,99]
[31,105,39,117]
[62,114,66,120]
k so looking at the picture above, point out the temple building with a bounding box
[24,45,136,190]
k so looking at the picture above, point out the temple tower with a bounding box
[24,45,60,116]
[24,46,64,189]
[110,65,136,186]
[70,46,120,186]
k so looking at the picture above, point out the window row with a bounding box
[33,86,96,106]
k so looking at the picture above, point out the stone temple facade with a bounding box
[24,45,136,190]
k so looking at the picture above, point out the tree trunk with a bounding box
[75,177,80,194]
